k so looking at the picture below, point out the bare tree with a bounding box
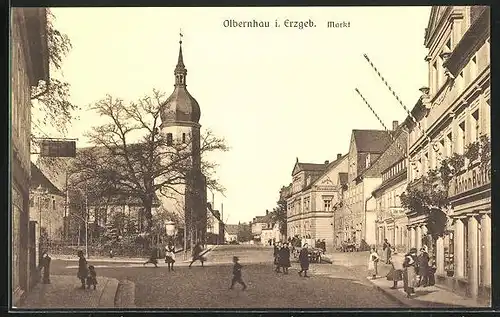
[72,89,229,232]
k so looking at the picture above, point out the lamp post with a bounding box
[165,221,176,245]
[35,185,49,266]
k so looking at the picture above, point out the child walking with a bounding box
[86,265,98,290]
[229,256,247,291]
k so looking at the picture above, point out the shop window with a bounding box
[444,232,455,276]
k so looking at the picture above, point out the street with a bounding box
[49,245,402,308]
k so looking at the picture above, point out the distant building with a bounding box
[224,224,238,243]
[335,129,394,247]
[286,154,348,251]
[251,210,280,244]
[29,163,65,260]
[206,203,224,245]
[11,8,50,305]
[368,124,409,252]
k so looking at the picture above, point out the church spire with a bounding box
[174,30,187,87]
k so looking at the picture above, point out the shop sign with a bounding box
[449,164,491,197]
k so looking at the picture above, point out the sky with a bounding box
[34,6,431,224]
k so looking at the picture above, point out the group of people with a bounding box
[273,242,311,278]
[77,250,98,290]
[141,242,206,270]
[368,240,437,298]
[273,242,291,274]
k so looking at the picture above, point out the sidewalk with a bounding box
[16,275,119,309]
[368,276,489,308]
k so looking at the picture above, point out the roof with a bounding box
[30,162,64,196]
[303,154,348,190]
[361,128,408,178]
[292,159,329,176]
[253,213,273,224]
[160,43,200,126]
[352,130,395,154]
[225,224,239,235]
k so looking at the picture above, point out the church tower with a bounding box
[159,36,207,246]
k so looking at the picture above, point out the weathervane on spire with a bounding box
[179,28,183,45]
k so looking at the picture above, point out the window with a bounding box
[471,55,478,79]
[471,110,480,141]
[182,133,186,143]
[365,153,371,168]
[324,200,331,211]
[446,38,452,51]
[458,71,464,91]
[166,133,173,146]
[424,152,429,173]
[52,199,56,210]
[458,121,466,154]
[437,56,444,88]
[432,61,438,93]
[30,198,34,207]
[446,133,453,157]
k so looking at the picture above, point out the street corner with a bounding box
[115,279,136,308]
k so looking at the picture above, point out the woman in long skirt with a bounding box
[77,250,88,289]
[165,243,176,271]
[403,248,418,298]
[368,247,380,279]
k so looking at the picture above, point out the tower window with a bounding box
[182,133,186,143]
[166,133,173,146]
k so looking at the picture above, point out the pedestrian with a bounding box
[383,239,392,264]
[189,242,205,268]
[76,250,88,289]
[298,243,310,278]
[86,265,98,290]
[368,246,380,279]
[279,242,291,274]
[229,256,247,290]
[165,243,176,271]
[274,242,282,273]
[40,251,51,284]
[388,248,404,289]
[321,239,326,253]
[143,247,159,268]
[428,256,437,286]
[417,246,430,287]
[403,248,418,298]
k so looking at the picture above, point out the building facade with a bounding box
[373,157,409,252]
[224,224,238,243]
[335,129,394,247]
[407,5,490,303]
[11,8,49,306]
[206,204,224,245]
[29,163,65,262]
[287,154,348,251]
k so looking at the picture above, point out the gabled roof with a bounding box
[303,154,348,190]
[292,159,329,176]
[30,162,64,196]
[352,130,394,154]
[253,213,273,224]
[361,128,408,179]
[225,224,239,235]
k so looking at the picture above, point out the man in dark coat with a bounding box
[279,243,291,274]
[273,242,281,273]
[189,242,205,268]
[143,247,159,268]
[417,247,430,287]
[298,243,310,278]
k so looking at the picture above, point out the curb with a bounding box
[367,278,412,308]
[115,279,136,308]
[98,277,120,308]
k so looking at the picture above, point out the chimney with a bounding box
[324,160,329,165]
[392,120,399,131]
[337,153,342,160]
